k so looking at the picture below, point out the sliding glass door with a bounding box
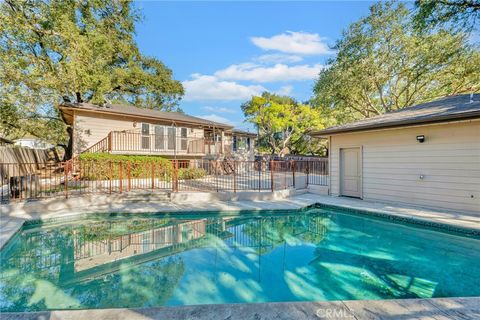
[154,125,164,150]
[167,127,176,150]
[180,128,187,151]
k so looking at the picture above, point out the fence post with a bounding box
[172,160,178,192]
[171,161,175,192]
[258,161,261,192]
[127,161,131,191]
[233,160,237,193]
[270,160,274,192]
[292,160,296,189]
[109,160,112,194]
[215,160,219,192]
[119,162,123,193]
[151,162,155,190]
[306,160,309,188]
[64,161,69,199]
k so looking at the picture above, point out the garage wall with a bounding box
[329,119,480,213]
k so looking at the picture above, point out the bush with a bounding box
[79,153,171,164]
[77,153,207,181]
[78,153,172,180]
[178,167,206,180]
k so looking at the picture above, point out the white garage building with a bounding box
[311,94,480,213]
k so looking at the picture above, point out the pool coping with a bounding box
[1,297,479,319]
[315,203,480,236]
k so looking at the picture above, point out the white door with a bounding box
[340,147,362,198]
[167,127,176,150]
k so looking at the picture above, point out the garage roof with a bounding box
[310,94,480,136]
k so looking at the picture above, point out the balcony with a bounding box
[102,131,222,156]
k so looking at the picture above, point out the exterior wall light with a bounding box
[416,135,425,143]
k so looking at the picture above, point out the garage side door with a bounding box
[340,147,362,198]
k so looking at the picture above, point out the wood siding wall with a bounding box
[329,120,480,213]
[73,110,204,154]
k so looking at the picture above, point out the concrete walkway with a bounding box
[1,297,479,319]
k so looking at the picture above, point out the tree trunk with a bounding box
[60,126,74,160]
[76,92,83,103]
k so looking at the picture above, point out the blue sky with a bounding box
[135,1,376,130]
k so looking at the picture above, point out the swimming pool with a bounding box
[1,205,479,312]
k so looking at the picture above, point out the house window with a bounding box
[237,137,247,150]
[167,127,176,150]
[154,125,164,150]
[141,123,150,150]
[247,137,251,151]
[142,123,150,135]
[180,128,188,151]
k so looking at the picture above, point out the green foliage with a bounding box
[413,0,480,33]
[78,152,170,163]
[312,1,480,124]
[79,153,172,180]
[77,153,206,181]
[178,167,207,180]
[0,0,184,152]
[241,92,328,155]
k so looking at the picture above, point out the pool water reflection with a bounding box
[1,207,479,311]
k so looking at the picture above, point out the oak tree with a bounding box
[0,0,183,158]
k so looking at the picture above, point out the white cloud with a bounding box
[197,114,235,125]
[182,74,266,101]
[214,63,324,83]
[255,53,303,64]
[251,31,333,55]
[276,85,293,96]
[201,106,236,113]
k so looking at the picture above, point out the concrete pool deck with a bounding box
[1,192,479,319]
[1,297,479,319]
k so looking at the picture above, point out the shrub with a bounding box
[78,153,172,180]
[178,167,206,180]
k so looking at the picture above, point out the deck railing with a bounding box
[81,135,111,154]
[0,158,328,203]
[106,131,210,155]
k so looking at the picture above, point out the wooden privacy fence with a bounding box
[0,158,328,203]
[0,146,59,169]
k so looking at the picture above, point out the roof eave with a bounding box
[58,104,234,129]
[310,111,480,137]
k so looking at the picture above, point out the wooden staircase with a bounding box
[81,133,111,154]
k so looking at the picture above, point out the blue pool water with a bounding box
[1,206,479,312]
